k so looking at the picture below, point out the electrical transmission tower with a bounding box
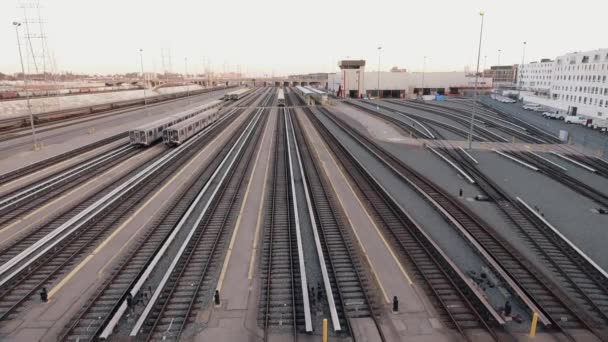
[18,0,60,113]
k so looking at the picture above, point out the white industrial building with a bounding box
[517,59,554,94]
[518,48,608,119]
[328,60,492,99]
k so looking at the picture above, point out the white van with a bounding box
[523,103,541,110]
[564,116,587,125]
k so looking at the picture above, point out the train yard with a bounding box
[0,86,607,342]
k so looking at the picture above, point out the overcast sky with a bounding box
[0,0,606,76]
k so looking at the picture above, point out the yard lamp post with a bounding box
[13,21,40,151]
[139,49,147,107]
[421,56,427,98]
[185,57,190,103]
[377,46,382,109]
[468,11,485,150]
[519,41,527,90]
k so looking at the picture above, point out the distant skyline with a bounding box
[0,0,606,77]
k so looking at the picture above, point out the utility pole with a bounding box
[139,49,147,107]
[421,56,427,98]
[185,57,190,103]
[377,46,382,109]
[519,41,527,89]
[468,11,485,150]
[14,21,40,151]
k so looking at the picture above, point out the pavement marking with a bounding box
[217,114,272,292]
[48,254,94,299]
[49,130,230,297]
[302,114,414,302]
[248,114,275,280]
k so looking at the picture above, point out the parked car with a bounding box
[542,111,566,120]
[523,103,542,110]
[564,116,587,125]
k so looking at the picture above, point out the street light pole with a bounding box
[185,57,190,103]
[498,49,502,65]
[421,56,427,98]
[139,49,147,107]
[377,46,382,109]
[519,41,527,89]
[13,21,40,151]
[468,11,485,150]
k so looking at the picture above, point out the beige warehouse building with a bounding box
[327,60,492,98]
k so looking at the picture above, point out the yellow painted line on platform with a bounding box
[248,114,275,280]
[48,254,94,299]
[217,115,271,292]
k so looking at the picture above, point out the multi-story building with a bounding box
[518,58,554,94]
[549,49,608,118]
[483,65,518,87]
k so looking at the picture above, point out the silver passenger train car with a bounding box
[129,99,223,146]
[277,88,285,107]
[223,87,252,101]
[162,108,221,146]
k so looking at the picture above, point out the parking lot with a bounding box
[481,96,608,157]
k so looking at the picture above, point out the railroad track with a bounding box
[346,100,487,142]
[132,108,268,341]
[0,107,244,322]
[385,100,510,142]
[260,109,301,339]
[305,107,498,341]
[0,132,127,186]
[0,144,139,227]
[511,151,608,208]
[437,147,608,333]
[404,99,559,144]
[314,105,605,339]
[293,108,384,339]
[59,95,269,342]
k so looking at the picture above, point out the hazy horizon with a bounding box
[1,0,606,77]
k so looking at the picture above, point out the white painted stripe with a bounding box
[428,147,475,184]
[493,150,539,171]
[549,152,597,173]
[527,152,568,172]
[517,197,608,280]
[287,111,341,331]
[458,147,479,164]
[284,109,313,332]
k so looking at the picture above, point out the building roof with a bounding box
[338,60,366,69]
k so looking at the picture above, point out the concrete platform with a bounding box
[193,108,276,341]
